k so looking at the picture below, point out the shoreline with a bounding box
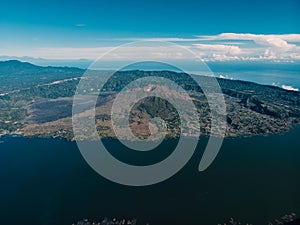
[1,124,299,142]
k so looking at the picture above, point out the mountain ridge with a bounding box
[0,60,300,140]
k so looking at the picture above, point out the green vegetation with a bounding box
[1,60,300,140]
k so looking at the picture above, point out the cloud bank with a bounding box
[2,33,300,62]
[282,85,299,92]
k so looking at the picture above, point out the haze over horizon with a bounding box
[1,0,300,63]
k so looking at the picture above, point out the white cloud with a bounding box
[2,33,300,62]
[193,43,242,55]
[125,37,201,42]
[129,33,300,43]
[196,33,300,60]
[218,74,233,80]
[75,24,87,27]
[122,33,300,62]
[282,85,299,91]
[13,45,194,60]
[198,33,300,43]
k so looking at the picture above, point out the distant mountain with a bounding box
[0,60,85,94]
[0,59,84,72]
[0,56,93,68]
[0,60,40,72]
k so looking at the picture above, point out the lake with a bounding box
[0,128,300,225]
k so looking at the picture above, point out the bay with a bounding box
[0,128,300,225]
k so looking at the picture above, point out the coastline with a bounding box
[2,124,300,142]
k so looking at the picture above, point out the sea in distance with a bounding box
[0,127,300,225]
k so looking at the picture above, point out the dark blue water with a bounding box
[208,62,300,90]
[0,128,300,225]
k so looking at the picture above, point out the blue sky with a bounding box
[0,0,300,61]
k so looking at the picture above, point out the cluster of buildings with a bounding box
[73,218,138,225]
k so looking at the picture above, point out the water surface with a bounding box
[0,129,300,225]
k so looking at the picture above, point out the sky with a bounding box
[0,0,300,62]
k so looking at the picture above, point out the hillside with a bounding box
[0,60,300,140]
